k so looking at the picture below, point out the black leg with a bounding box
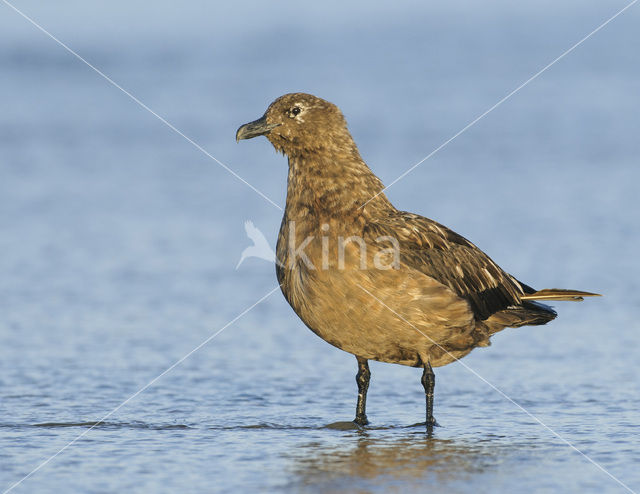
[421,362,438,429]
[354,356,370,426]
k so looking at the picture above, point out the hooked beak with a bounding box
[236,115,280,142]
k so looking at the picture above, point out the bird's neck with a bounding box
[284,152,394,223]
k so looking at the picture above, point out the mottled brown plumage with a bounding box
[236,92,599,428]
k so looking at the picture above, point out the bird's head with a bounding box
[236,93,356,158]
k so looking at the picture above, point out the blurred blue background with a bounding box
[1,1,639,493]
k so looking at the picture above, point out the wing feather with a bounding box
[366,211,526,320]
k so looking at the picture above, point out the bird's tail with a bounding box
[520,288,601,302]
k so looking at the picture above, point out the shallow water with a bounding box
[1,1,639,493]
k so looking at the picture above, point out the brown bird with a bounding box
[236,93,599,429]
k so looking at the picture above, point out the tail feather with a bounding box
[520,288,601,302]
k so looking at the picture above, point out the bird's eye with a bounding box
[291,107,301,116]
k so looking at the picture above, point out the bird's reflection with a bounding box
[286,429,499,490]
